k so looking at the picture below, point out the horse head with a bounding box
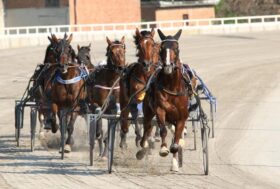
[77,43,92,67]
[106,36,126,71]
[54,33,74,73]
[158,29,182,75]
[44,34,62,64]
[134,28,158,70]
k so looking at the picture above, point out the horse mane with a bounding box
[133,31,153,59]
[43,44,52,63]
[133,31,152,46]
[70,45,76,62]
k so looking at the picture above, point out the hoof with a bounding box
[170,143,179,154]
[184,128,188,136]
[159,146,169,157]
[136,149,147,160]
[64,144,71,153]
[170,158,179,172]
[51,124,59,134]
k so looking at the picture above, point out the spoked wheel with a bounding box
[15,104,24,147]
[108,120,117,174]
[210,103,215,138]
[178,146,183,168]
[201,122,209,175]
[89,115,97,166]
[60,111,67,160]
[30,107,37,152]
[192,120,196,150]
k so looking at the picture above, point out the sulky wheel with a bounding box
[108,120,117,174]
[60,111,67,160]
[15,104,24,147]
[210,103,215,138]
[89,115,97,166]
[30,107,37,152]
[201,122,209,175]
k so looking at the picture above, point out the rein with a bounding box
[158,84,186,96]
[121,65,162,112]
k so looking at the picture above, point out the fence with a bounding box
[1,15,280,49]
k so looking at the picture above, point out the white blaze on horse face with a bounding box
[166,48,171,66]
[144,39,148,45]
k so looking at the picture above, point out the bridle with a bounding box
[106,43,126,72]
[160,39,180,73]
[137,35,157,71]
[77,47,91,66]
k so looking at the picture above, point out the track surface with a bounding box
[0,31,280,189]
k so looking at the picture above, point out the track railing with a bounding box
[2,15,280,36]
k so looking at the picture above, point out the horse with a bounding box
[136,29,190,172]
[87,36,126,157]
[119,28,160,148]
[48,33,88,154]
[32,34,78,139]
[77,43,94,70]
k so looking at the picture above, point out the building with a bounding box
[2,0,141,27]
[1,0,217,28]
[3,0,69,27]
[0,0,3,29]
[141,0,216,22]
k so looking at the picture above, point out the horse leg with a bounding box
[169,120,185,172]
[130,102,141,147]
[171,152,179,172]
[136,105,154,160]
[38,109,45,139]
[50,103,59,133]
[101,128,108,159]
[64,112,78,153]
[119,108,129,149]
[170,120,185,154]
[156,108,169,157]
[154,126,160,142]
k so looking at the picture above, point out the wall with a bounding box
[0,0,4,31]
[5,8,69,27]
[142,5,215,22]
[68,0,141,25]
[4,0,68,9]
[156,7,215,21]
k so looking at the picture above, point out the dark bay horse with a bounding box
[136,29,189,172]
[119,28,160,148]
[87,36,126,157]
[48,34,88,154]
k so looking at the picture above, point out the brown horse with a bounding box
[136,29,189,172]
[48,34,88,154]
[119,28,160,148]
[32,34,64,137]
[87,36,126,157]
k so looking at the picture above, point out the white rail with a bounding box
[1,15,280,49]
[1,15,280,36]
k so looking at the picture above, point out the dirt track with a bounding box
[0,31,280,189]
